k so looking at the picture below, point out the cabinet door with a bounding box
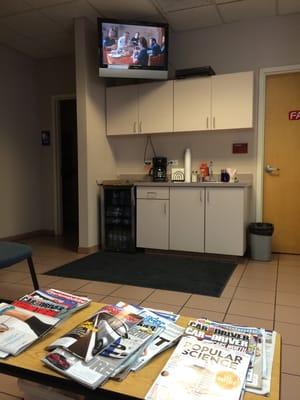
[174,77,211,132]
[106,85,138,135]
[205,188,245,256]
[211,71,253,130]
[136,199,169,250]
[138,81,173,134]
[170,188,205,252]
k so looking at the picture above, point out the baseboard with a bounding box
[77,244,100,254]
[1,230,55,241]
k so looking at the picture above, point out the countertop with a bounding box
[134,181,251,188]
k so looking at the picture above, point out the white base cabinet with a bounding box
[136,187,169,250]
[205,188,248,256]
[136,186,249,256]
[169,187,205,252]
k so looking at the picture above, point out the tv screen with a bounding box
[98,18,168,80]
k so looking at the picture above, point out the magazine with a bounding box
[184,318,258,383]
[13,289,91,319]
[43,311,163,389]
[116,302,184,371]
[46,304,143,362]
[0,302,60,356]
[145,335,251,400]
[246,330,277,395]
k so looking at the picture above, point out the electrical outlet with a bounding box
[168,159,178,166]
[144,160,152,165]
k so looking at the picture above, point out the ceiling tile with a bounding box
[87,0,158,19]
[0,0,33,17]
[26,0,74,7]
[218,0,276,23]
[215,0,242,4]
[40,0,98,31]
[166,5,221,31]
[2,10,64,38]
[155,0,214,13]
[0,26,49,58]
[278,0,300,15]
[34,32,74,56]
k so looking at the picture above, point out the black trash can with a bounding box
[249,223,274,261]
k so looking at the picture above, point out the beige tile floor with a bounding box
[1,236,300,399]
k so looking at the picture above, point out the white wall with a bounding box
[0,45,41,238]
[109,14,300,219]
[75,18,117,249]
[35,56,76,231]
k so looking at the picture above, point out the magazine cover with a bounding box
[145,336,251,400]
[0,302,60,356]
[116,302,184,371]
[43,313,163,389]
[46,304,142,362]
[13,289,91,319]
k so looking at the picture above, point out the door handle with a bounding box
[163,203,167,215]
[265,164,280,174]
[200,190,202,203]
[139,121,142,133]
[133,121,137,133]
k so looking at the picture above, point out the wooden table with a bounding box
[0,302,281,400]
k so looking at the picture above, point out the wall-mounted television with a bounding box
[98,18,168,80]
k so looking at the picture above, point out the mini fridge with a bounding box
[100,183,136,252]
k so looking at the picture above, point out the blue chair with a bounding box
[0,241,39,290]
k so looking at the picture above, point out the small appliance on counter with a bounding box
[150,157,168,182]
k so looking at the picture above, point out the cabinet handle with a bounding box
[213,117,215,129]
[163,203,167,215]
[133,121,137,133]
[139,121,142,133]
[207,190,210,203]
[206,117,209,129]
[200,190,202,203]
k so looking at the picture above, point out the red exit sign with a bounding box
[289,111,300,120]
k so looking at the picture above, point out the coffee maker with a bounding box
[151,157,168,182]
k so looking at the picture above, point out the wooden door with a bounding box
[169,187,205,252]
[205,188,246,256]
[263,72,300,253]
[211,71,253,130]
[106,85,138,135]
[138,81,173,134]
[174,77,211,132]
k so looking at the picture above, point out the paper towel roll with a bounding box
[184,148,191,183]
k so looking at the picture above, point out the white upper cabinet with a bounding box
[138,81,173,134]
[174,77,211,132]
[106,81,173,136]
[211,71,254,130]
[106,71,254,135]
[106,85,139,135]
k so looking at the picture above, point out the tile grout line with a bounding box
[222,258,249,321]
[273,254,280,331]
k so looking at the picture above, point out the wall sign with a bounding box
[232,143,248,154]
[41,130,50,146]
[289,111,300,120]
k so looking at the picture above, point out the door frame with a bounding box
[256,64,300,221]
[51,94,76,235]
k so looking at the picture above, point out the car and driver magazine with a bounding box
[42,304,163,389]
[46,304,143,363]
[0,302,60,357]
[12,288,91,319]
